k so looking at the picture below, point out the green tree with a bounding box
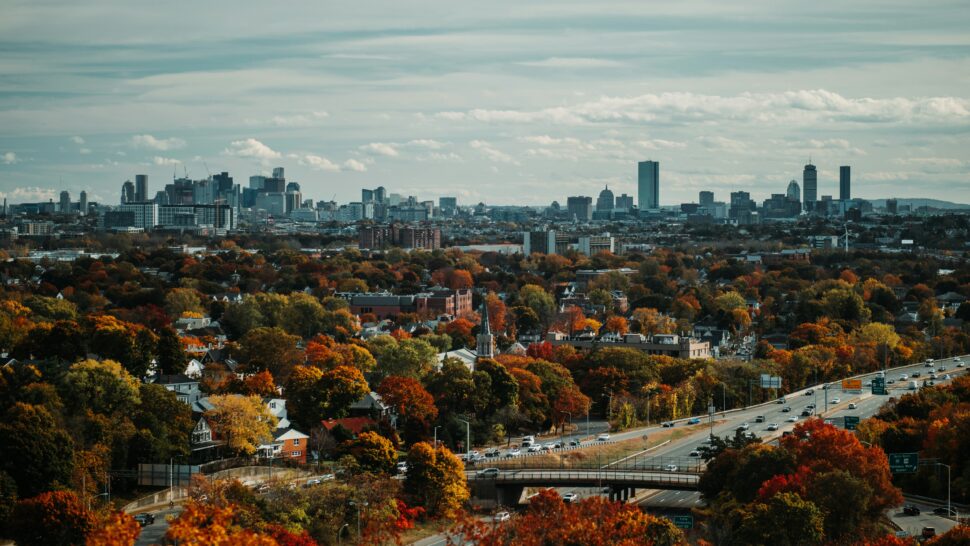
[0,403,75,497]
[164,287,204,318]
[156,326,188,376]
[219,299,265,339]
[367,335,438,380]
[128,383,194,465]
[736,492,824,546]
[281,293,326,338]
[63,358,141,415]
[518,285,556,326]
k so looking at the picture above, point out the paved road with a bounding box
[890,500,960,538]
[134,506,181,546]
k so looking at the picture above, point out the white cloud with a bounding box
[264,111,329,127]
[696,136,747,152]
[79,147,91,155]
[300,154,340,172]
[224,138,281,160]
[153,156,181,166]
[70,136,85,144]
[2,152,18,164]
[438,90,970,127]
[518,57,624,68]
[406,139,446,149]
[342,159,367,172]
[359,142,399,157]
[469,140,518,164]
[132,134,187,151]
[0,186,56,201]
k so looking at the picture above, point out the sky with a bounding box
[1,0,969,207]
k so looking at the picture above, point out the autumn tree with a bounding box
[165,287,205,318]
[8,490,94,546]
[156,325,188,376]
[458,489,685,546]
[735,492,825,546]
[517,284,556,326]
[344,431,396,475]
[205,395,278,456]
[86,511,141,546]
[238,327,303,382]
[366,335,438,380]
[485,292,507,334]
[605,316,629,335]
[63,358,142,415]
[284,365,369,430]
[166,502,280,546]
[376,376,438,442]
[405,442,469,518]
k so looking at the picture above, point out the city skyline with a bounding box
[1,1,969,206]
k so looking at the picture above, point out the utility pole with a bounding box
[458,419,471,457]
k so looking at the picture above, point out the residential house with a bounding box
[257,428,309,464]
[153,374,202,405]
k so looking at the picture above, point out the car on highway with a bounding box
[806,404,815,410]
[476,468,500,478]
[922,527,936,539]
[396,462,408,473]
[133,513,155,527]
[736,422,750,431]
[824,418,834,425]
[766,423,779,431]
[887,379,896,384]
[943,374,952,380]
[900,374,908,380]
[781,406,792,412]
[493,511,511,522]
[485,448,501,458]
[687,417,701,425]
[912,372,921,378]
[776,397,786,404]
[664,464,679,472]
[831,398,840,404]
[755,415,765,423]
[661,421,674,428]
[848,403,857,409]
[956,358,965,367]
[505,448,521,457]
[527,444,542,453]
[805,389,814,396]
[903,504,921,516]
[786,416,798,423]
[689,450,701,457]
[933,507,958,516]
[562,493,579,503]
[568,439,581,447]
[801,409,814,417]
[597,433,610,441]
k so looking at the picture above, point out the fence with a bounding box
[477,468,700,489]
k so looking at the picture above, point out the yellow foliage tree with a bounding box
[205,395,277,456]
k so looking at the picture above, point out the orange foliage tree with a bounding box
[458,489,684,546]
[485,292,508,334]
[86,511,141,546]
[9,490,94,546]
[165,501,280,546]
[605,316,629,335]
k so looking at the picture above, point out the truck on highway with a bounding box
[909,381,919,390]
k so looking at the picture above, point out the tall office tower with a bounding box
[272,167,284,179]
[803,163,817,212]
[79,191,88,216]
[249,175,266,190]
[59,191,71,213]
[121,180,135,204]
[213,172,234,192]
[285,182,302,213]
[596,186,615,211]
[638,160,659,209]
[886,199,898,214]
[362,189,374,203]
[615,194,634,211]
[699,191,715,207]
[786,180,801,202]
[566,196,593,221]
[374,186,387,205]
[840,166,851,201]
[135,174,148,202]
[439,196,457,213]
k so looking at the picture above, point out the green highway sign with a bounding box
[888,452,918,474]
[844,416,860,430]
[672,515,694,529]
[872,377,888,395]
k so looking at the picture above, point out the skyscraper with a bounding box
[135,174,148,202]
[803,163,817,212]
[638,161,659,209]
[121,180,135,204]
[59,190,71,213]
[840,166,851,201]
[272,167,285,179]
[699,191,714,207]
[596,186,615,211]
[615,194,634,211]
[79,191,87,216]
[566,196,593,221]
[786,180,801,202]
[362,189,374,203]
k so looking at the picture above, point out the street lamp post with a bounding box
[337,523,350,545]
[349,501,368,539]
[458,419,471,457]
[433,426,440,447]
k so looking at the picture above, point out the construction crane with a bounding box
[203,161,212,179]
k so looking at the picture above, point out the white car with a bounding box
[527,444,542,453]
[506,448,521,457]
[736,422,750,431]
[597,433,611,441]
[396,462,408,474]
[493,511,511,522]
[688,450,701,457]
[848,403,857,409]
[900,374,908,380]
[664,464,679,472]
[766,423,779,431]
[958,362,966,368]
[562,493,579,503]
[831,398,840,404]
[786,416,798,423]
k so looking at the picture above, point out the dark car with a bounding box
[933,506,957,516]
[801,409,813,417]
[133,513,155,527]
[903,504,921,516]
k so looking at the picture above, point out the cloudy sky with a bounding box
[1,1,969,206]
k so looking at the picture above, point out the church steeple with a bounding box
[476,301,494,360]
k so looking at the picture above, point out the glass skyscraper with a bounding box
[638,160,659,209]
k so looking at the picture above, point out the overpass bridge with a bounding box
[467,456,702,505]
